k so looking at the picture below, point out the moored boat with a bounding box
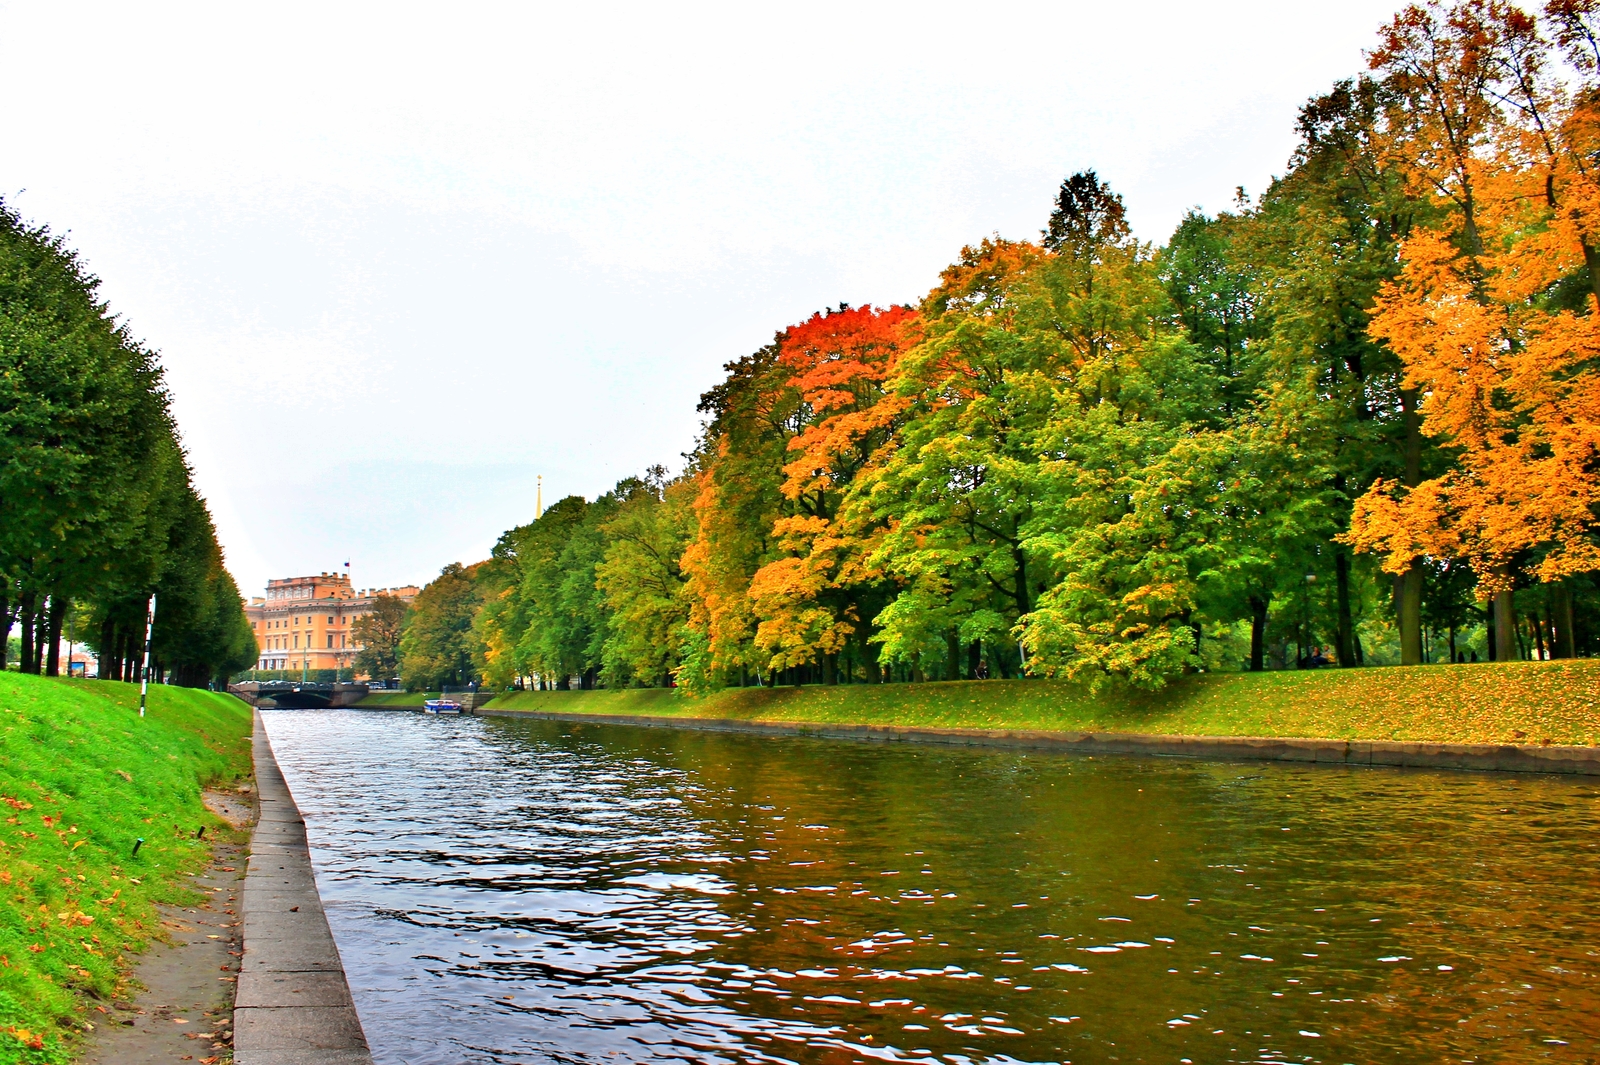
[423,698,464,714]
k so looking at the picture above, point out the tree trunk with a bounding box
[946,631,961,681]
[1397,564,1424,666]
[1541,595,1557,661]
[1533,600,1549,661]
[19,593,37,674]
[1012,547,1031,616]
[1494,590,1517,662]
[1581,238,1600,309]
[1333,547,1357,667]
[45,596,66,677]
[0,596,9,671]
[968,640,982,680]
[823,652,837,685]
[1552,582,1577,659]
[1397,387,1425,666]
[1248,594,1269,672]
[99,619,115,679]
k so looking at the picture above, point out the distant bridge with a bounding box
[230,681,369,709]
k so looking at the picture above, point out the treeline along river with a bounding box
[262,710,1599,1064]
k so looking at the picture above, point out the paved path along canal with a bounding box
[262,708,1600,1064]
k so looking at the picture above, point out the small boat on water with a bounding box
[423,698,464,714]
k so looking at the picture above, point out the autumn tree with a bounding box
[681,342,803,686]
[1345,0,1600,660]
[746,305,920,682]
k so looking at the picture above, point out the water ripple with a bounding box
[264,710,1600,1064]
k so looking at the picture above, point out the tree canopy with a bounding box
[400,0,1599,693]
[1,200,254,686]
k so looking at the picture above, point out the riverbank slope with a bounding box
[0,674,253,1064]
[480,659,1600,747]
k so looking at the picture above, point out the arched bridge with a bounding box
[230,681,369,709]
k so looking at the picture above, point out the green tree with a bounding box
[507,495,600,688]
[399,562,486,690]
[596,468,696,687]
[1,197,251,686]
[353,593,409,681]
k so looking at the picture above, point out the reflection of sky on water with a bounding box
[264,709,1600,1064]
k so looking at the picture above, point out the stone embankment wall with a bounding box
[235,712,373,1064]
[475,708,1600,777]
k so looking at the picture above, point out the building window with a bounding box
[327,635,334,649]
[294,635,299,648]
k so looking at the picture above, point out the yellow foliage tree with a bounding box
[1346,0,1600,658]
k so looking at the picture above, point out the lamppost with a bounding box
[1301,568,1317,667]
[138,594,156,717]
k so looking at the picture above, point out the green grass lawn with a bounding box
[0,674,252,1064]
[482,659,1600,747]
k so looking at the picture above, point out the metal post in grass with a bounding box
[138,593,156,718]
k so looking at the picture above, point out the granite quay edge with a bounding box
[236,710,374,1065]
[473,707,1600,776]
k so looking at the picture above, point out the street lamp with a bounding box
[1299,569,1317,668]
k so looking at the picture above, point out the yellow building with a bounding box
[243,572,419,675]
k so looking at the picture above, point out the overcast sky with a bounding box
[0,0,1401,597]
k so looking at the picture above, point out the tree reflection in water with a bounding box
[263,710,1600,1065]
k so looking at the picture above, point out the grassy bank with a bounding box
[0,674,252,1064]
[481,659,1600,747]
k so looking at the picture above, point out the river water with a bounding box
[260,709,1600,1065]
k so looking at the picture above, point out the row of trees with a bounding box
[398,0,1599,692]
[1,200,255,687]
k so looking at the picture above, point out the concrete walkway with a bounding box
[84,792,250,1064]
[235,710,373,1065]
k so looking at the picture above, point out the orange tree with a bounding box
[747,305,920,682]
[1345,0,1600,660]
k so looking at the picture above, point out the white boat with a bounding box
[423,698,464,714]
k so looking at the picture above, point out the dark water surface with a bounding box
[261,709,1600,1065]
